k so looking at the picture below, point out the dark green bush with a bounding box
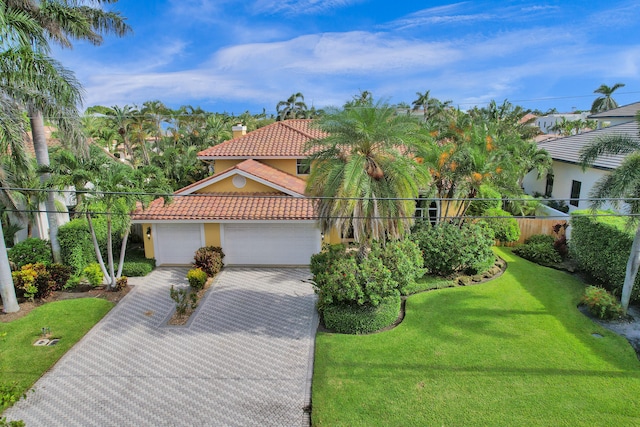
[411,221,495,276]
[479,208,520,242]
[513,242,561,264]
[47,263,72,291]
[373,239,426,295]
[118,261,154,277]
[322,295,401,334]
[581,286,624,320]
[525,234,555,245]
[58,214,127,274]
[569,212,640,302]
[8,238,52,268]
[311,244,402,308]
[193,246,224,277]
[187,268,208,291]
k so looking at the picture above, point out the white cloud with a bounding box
[251,0,364,16]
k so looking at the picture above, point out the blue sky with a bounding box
[54,0,640,115]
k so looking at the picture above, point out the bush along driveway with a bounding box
[312,248,640,426]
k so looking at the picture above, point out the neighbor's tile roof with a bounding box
[132,193,315,221]
[588,102,640,119]
[197,119,326,158]
[175,159,307,195]
[538,120,639,170]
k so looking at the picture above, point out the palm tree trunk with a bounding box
[87,214,109,282]
[621,223,640,314]
[106,216,116,288]
[0,222,20,313]
[29,107,62,263]
[115,228,130,278]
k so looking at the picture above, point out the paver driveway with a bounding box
[4,267,319,426]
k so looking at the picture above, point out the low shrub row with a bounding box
[322,295,401,334]
[513,234,562,265]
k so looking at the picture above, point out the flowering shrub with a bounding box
[581,286,624,320]
[187,268,208,291]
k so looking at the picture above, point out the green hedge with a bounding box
[8,238,53,268]
[480,208,520,243]
[569,211,640,303]
[322,295,401,334]
[58,215,127,274]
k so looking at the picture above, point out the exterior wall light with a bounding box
[146,227,151,240]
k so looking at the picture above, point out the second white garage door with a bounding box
[223,223,321,265]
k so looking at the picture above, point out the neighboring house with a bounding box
[535,112,591,134]
[132,120,329,266]
[522,102,640,213]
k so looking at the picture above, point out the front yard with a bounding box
[0,299,113,411]
[312,247,640,426]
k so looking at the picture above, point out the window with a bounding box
[415,198,439,226]
[296,159,310,175]
[545,174,554,197]
[570,180,581,207]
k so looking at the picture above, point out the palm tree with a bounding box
[591,83,625,113]
[412,90,431,121]
[5,0,131,263]
[579,115,640,314]
[306,101,430,257]
[276,92,308,121]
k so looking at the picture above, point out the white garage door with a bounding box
[223,223,321,265]
[155,224,204,265]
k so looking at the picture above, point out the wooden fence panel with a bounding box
[498,218,567,247]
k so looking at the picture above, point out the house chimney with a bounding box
[232,123,247,139]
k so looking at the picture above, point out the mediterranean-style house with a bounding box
[522,102,640,213]
[132,120,338,266]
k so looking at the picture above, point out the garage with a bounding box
[222,223,321,265]
[154,223,204,265]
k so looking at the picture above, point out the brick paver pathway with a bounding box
[4,267,318,426]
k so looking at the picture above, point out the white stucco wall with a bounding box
[523,160,613,213]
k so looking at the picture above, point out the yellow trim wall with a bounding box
[260,159,298,177]
[213,159,241,172]
[204,223,221,247]
[142,223,154,259]
[196,176,276,193]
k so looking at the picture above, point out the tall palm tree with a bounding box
[579,114,640,313]
[5,0,131,263]
[591,83,625,113]
[412,90,431,121]
[306,101,430,257]
[276,92,307,121]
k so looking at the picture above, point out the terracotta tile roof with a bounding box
[175,159,307,196]
[132,193,316,221]
[197,119,326,158]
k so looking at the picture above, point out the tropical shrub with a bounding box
[8,238,52,268]
[322,295,401,334]
[479,208,520,242]
[11,263,52,300]
[47,263,73,291]
[373,239,426,295]
[115,276,128,291]
[411,221,495,276]
[466,185,501,216]
[311,244,402,308]
[118,261,154,277]
[569,211,640,303]
[513,241,561,265]
[170,286,198,316]
[581,286,624,320]
[83,263,104,287]
[525,234,554,245]
[187,268,208,291]
[193,246,224,277]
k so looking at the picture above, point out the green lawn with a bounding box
[0,299,113,411]
[312,248,640,426]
